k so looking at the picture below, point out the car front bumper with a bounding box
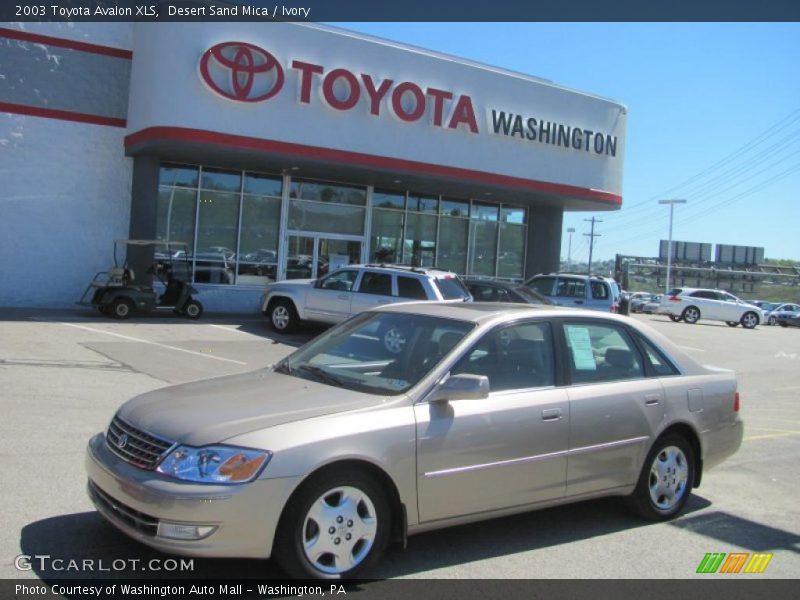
[85,433,302,559]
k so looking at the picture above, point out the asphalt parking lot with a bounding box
[1,308,798,580]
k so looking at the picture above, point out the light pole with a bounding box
[658,199,687,294]
[566,227,575,271]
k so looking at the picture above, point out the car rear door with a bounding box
[415,320,568,521]
[554,277,589,308]
[349,271,396,314]
[561,320,664,496]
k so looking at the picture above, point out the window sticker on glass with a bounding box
[566,326,597,371]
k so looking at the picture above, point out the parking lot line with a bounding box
[53,321,248,365]
[743,431,800,442]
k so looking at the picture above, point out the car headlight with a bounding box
[156,445,271,484]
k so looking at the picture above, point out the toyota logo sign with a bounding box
[199,42,284,102]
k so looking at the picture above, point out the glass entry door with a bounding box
[285,234,362,280]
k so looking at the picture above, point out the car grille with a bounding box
[88,480,158,537]
[106,415,174,470]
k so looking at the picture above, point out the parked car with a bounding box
[261,264,472,342]
[464,278,554,305]
[85,303,743,579]
[657,288,763,328]
[642,295,663,314]
[629,292,654,313]
[763,303,800,326]
[777,312,800,328]
[524,273,621,312]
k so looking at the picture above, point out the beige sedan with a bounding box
[85,303,743,578]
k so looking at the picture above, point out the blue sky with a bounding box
[335,23,800,263]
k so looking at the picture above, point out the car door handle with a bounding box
[542,408,563,422]
[644,394,661,406]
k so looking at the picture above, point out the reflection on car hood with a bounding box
[118,370,389,446]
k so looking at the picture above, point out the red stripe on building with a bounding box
[0,102,127,128]
[125,126,622,205]
[0,27,132,59]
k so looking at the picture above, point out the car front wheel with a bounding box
[740,312,759,329]
[681,306,701,324]
[269,299,299,333]
[275,471,390,579]
[628,434,694,521]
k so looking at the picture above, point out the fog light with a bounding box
[157,522,217,540]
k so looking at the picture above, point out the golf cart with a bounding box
[78,240,203,320]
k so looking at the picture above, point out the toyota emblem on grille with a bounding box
[116,433,128,449]
[199,41,284,102]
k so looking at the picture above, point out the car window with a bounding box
[451,322,554,392]
[396,276,427,299]
[318,269,359,291]
[468,284,498,302]
[556,278,586,299]
[529,276,556,296]
[358,272,392,295]
[590,281,610,300]
[563,322,644,384]
[434,276,471,300]
[690,290,718,300]
[636,335,679,377]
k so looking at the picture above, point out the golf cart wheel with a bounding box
[668,315,682,322]
[184,299,203,320]
[111,298,134,320]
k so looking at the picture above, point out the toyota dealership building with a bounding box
[0,21,627,311]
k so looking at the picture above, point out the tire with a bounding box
[740,311,758,329]
[269,299,299,333]
[725,321,739,327]
[779,322,788,328]
[628,434,694,521]
[768,316,776,326]
[183,299,203,320]
[668,315,682,322]
[110,297,134,320]
[379,323,411,355]
[681,306,701,324]
[275,470,391,579]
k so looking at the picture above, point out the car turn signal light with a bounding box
[734,391,740,412]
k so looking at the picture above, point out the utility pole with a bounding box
[658,199,687,293]
[584,217,602,275]
[566,227,575,271]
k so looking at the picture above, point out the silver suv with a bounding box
[525,273,622,312]
[261,264,472,339]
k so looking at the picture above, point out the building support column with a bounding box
[127,155,160,283]
[525,206,563,279]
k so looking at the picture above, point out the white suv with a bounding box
[261,264,472,336]
[657,288,764,329]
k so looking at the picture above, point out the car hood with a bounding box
[117,370,391,446]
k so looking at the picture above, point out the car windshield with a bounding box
[761,302,778,311]
[434,276,471,300]
[274,312,476,395]
[513,286,554,305]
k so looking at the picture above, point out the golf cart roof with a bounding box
[115,239,189,247]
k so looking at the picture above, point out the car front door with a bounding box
[414,321,569,522]
[561,320,664,496]
[304,269,360,323]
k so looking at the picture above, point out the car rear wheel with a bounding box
[726,321,739,327]
[668,315,682,322]
[628,434,694,521]
[740,311,759,329]
[110,297,134,320]
[681,306,701,324]
[275,471,390,579]
[269,299,299,333]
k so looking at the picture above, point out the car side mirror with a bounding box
[429,374,489,403]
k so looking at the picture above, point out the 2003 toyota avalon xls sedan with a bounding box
[85,303,743,579]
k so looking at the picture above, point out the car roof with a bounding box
[463,279,521,289]
[351,264,458,277]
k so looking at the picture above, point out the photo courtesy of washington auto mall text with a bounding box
[14,583,344,598]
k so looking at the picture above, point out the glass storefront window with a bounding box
[407,193,438,214]
[497,222,525,279]
[237,194,281,285]
[288,200,365,235]
[472,203,499,221]
[159,164,198,188]
[201,168,242,192]
[372,189,405,210]
[244,173,282,196]
[468,219,498,277]
[501,206,526,224]
[370,208,404,263]
[289,179,366,206]
[403,212,437,267]
[440,198,469,218]
[194,190,239,284]
[437,215,468,274]
[157,186,197,250]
